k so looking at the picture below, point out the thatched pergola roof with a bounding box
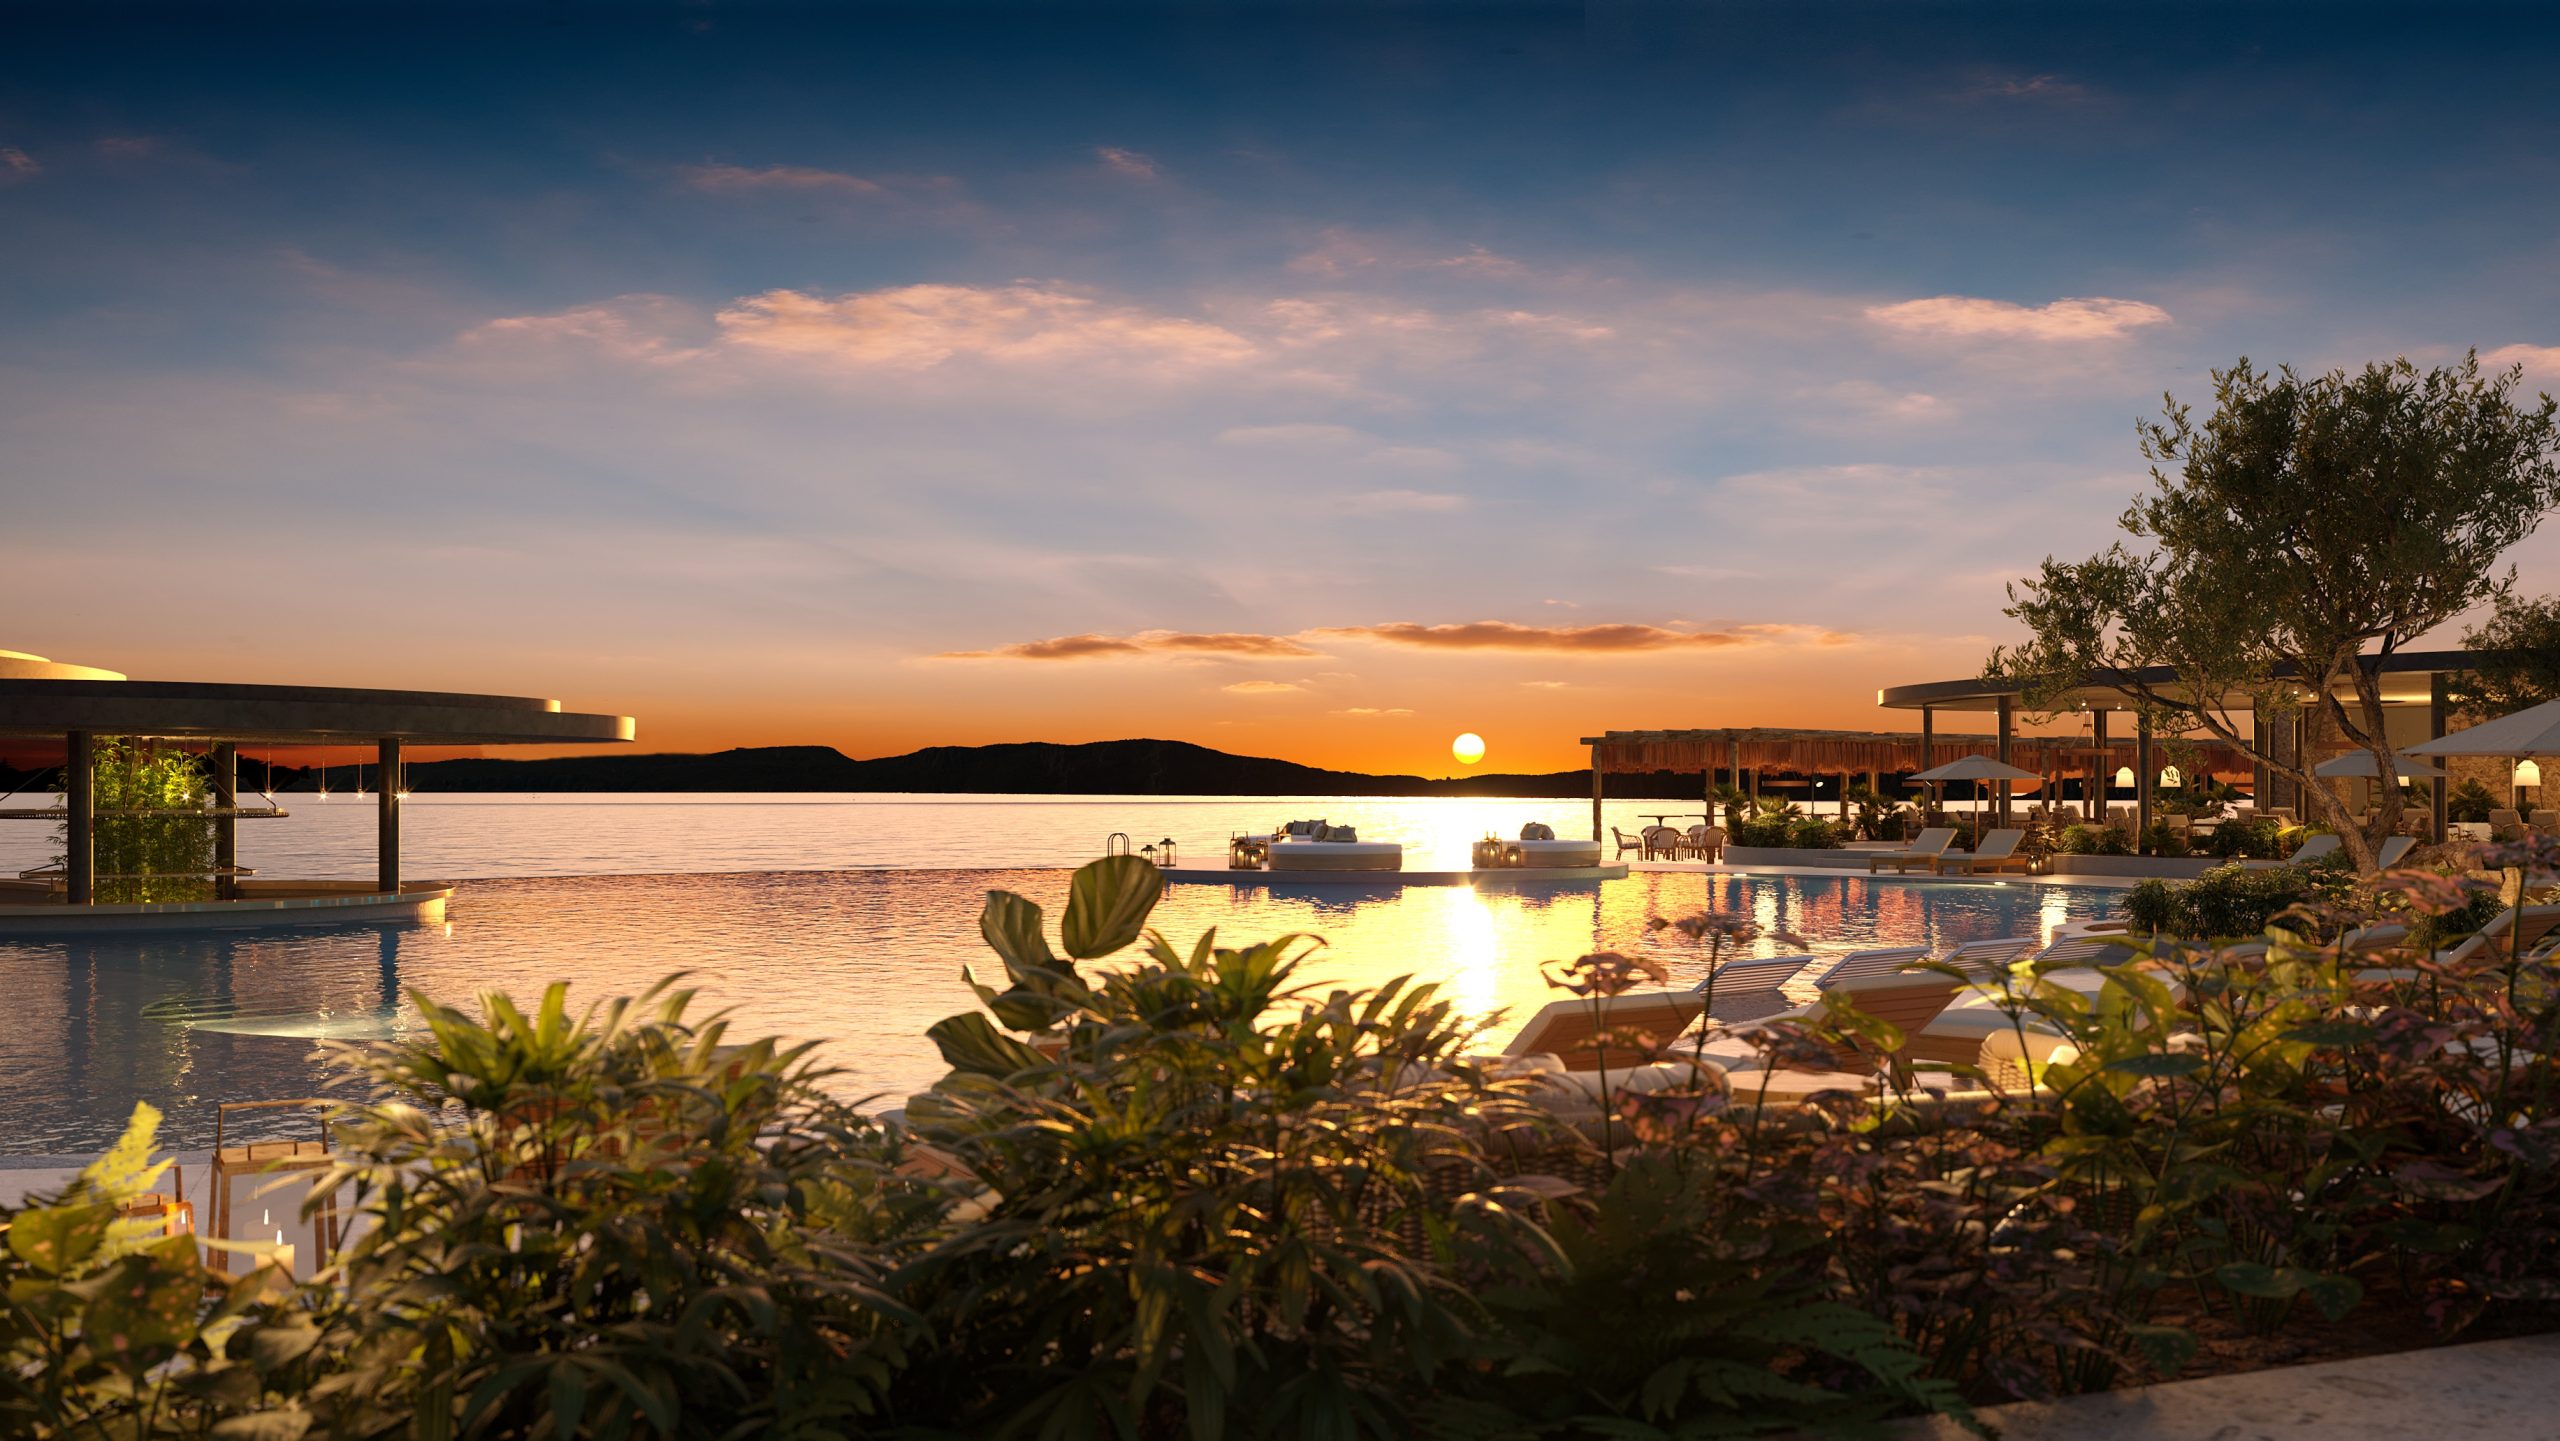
[1581,727,2257,782]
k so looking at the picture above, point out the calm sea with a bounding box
[0,795,2115,1154]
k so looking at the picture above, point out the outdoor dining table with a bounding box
[1639,813,1712,826]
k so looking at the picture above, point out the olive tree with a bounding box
[1987,354,2560,872]
[2454,591,2560,716]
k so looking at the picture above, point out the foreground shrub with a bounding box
[17,853,2560,1436]
[2121,858,2357,938]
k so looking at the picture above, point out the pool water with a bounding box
[0,865,2110,1155]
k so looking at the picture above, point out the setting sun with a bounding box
[1451,732,1486,766]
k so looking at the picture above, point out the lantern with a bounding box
[1229,835,1268,870]
[2518,759,2543,789]
[1471,836,1505,868]
[1157,837,1178,867]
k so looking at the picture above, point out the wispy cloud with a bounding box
[0,147,38,184]
[1341,488,1466,514]
[1335,706,1415,716]
[1315,620,1856,652]
[1095,146,1161,180]
[715,283,1257,371]
[942,630,1322,661]
[1289,227,1528,280]
[1866,294,2169,341]
[1222,679,1301,694]
[2485,343,2560,389]
[679,162,885,194]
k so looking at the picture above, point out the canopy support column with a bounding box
[212,742,238,900]
[377,739,402,896]
[66,730,93,906]
[2091,711,2110,822]
[1589,741,1603,843]
[1918,707,1934,805]
[1995,696,2014,825]
[2430,675,2450,842]
[2136,714,2155,849]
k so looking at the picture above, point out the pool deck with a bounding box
[1890,1331,2560,1439]
[1631,860,2143,889]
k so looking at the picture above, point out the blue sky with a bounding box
[7,2,2559,770]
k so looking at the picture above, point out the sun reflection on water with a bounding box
[0,866,2115,1154]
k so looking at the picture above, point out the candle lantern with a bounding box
[1502,843,1524,868]
[1157,837,1177,867]
[1229,835,1268,870]
[1471,836,1504,868]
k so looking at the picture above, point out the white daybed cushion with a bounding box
[1505,839,1603,867]
[1267,839,1404,871]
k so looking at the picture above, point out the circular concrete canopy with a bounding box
[0,678,633,746]
[0,650,126,682]
[1876,649,2479,714]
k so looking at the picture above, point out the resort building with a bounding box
[0,650,633,932]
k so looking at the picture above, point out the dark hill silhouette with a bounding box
[322,739,1708,799]
[0,740,1715,799]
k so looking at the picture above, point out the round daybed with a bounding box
[1501,839,1603,868]
[1266,839,1404,872]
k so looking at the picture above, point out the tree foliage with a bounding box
[1987,353,2560,870]
[2454,590,2560,717]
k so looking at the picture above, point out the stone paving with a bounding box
[1891,1332,2560,1439]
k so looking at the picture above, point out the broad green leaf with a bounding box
[1059,855,1164,959]
[2124,1322,2197,1376]
[979,890,1061,976]
[82,1251,204,1365]
[926,1013,1049,1079]
[8,1200,111,1275]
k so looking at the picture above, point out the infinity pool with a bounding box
[0,866,2112,1155]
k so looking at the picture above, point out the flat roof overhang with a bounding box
[1875,649,2480,714]
[0,679,634,746]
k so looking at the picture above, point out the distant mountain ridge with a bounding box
[326,739,1711,799]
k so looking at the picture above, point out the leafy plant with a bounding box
[51,738,213,903]
[2056,823,2133,856]
[2449,777,2499,825]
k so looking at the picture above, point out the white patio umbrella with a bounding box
[1909,755,2044,843]
[2407,698,2560,818]
[2314,750,2446,817]
[2405,697,2560,761]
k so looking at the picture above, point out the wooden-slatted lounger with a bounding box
[1868,828,1957,874]
[1501,987,1708,1072]
[1932,828,2032,876]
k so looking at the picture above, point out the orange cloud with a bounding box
[1221,679,1302,694]
[715,283,1257,370]
[1335,706,1414,716]
[1317,620,1853,652]
[679,163,885,194]
[943,630,1322,661]
[1865,295,2168,340]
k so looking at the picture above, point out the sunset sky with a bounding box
[8,2,2560,774]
